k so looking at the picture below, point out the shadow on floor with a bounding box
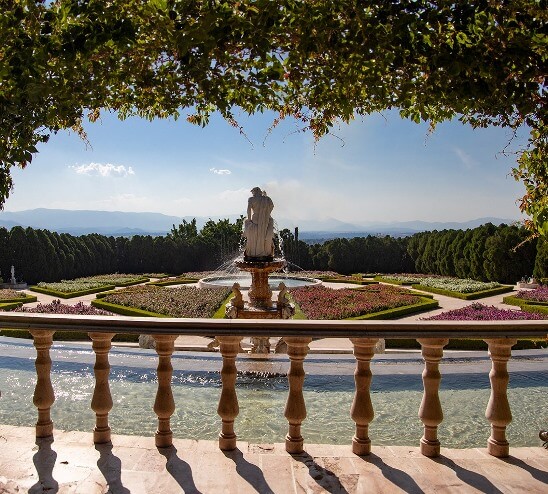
[435,456,503,494]
[357,453,425,494]
[29,436,59,494]
[95,442,130,494]
[293,452,352,494]
[224,448,276,494]
[503,455,548,484]
[158,445,202,494]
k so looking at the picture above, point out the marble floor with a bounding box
[0,425,546,493]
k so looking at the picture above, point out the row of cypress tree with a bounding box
[0,222,545,286]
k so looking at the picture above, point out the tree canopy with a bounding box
[1,1,546,233]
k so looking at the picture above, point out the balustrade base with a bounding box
[93,426,112,445]
[155,431,173,449]
[420,437,441,457]
[352,437,371,456]
[285,435,304,454]
[219,432,237,451]
[487,437,510,458]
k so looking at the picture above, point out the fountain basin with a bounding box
[198,275,321,289]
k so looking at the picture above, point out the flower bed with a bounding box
[375,275,513,299]
[180,271,216,280]
[422,302,547,320]
[514,286,548,304]
[76,274,149,286]
[15,299,113,316]
[147,276,197,286]
[2,300,143,342]
[376,273,444,285]
[503,286,548,315]
[0,289,37,304]
[95,285,231,318]
[376,274,507,296]
[416,277,500,293]
[290,284,425,320]
[30,280,115,298]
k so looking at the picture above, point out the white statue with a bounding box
[230,282,244,309]
[277,282,288,307]
[243,187,274,260]
[10,265,15,284]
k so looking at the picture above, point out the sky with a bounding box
[4,109,529,228]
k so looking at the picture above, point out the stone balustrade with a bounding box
[0,312,546,460]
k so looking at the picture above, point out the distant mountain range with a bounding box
[0,208,519,238]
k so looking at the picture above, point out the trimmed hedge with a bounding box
[385,338,547,351]
[374,276,406,285]
[521,304,548,316]
[212,293,235,319]
[112,278,149,287]
[410,284,514,300]
[322,277,379,285]
[147,279,196,287]
[91,299,169,318]
[0,294,37,304]
[30,284,116,299]
[355,286,435,299]
[503,295,548,308]
[348,297,439,320]
[0,302,22,311]
[0,328,139,342]
[95,289,119,299]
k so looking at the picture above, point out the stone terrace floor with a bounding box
[1,425,547,493]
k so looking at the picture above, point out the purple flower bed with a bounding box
[423,303,547,320]
[515,286,548,303]
[290,284,420,320]
[15,299,113,315]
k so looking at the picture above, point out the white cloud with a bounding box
[69,163,135,177]
[210,167,231,175]
[453,147,478,169]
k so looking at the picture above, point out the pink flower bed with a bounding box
[15,299,113,315]
[516,286,548,303]
[423,303,547,320]
[290,284,420,320]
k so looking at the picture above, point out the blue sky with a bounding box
[5,109,528,227]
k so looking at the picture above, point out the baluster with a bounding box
[217,336,243,451]
[89,332,115,444]
[284,336,312,454]
[484,338,517,457]
[417,338,448,457]
[350,338,378,455]
[153,334,177,448]
[30,330,56,439]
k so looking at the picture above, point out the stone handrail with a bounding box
[0,312,546,460]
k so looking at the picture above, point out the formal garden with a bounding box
[1,271,546,321]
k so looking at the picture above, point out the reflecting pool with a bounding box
[0,338,546,449]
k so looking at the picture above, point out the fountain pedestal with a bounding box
[235,259,285,309]
[225,258,294,353]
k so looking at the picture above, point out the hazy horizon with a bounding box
[4,109,528,224]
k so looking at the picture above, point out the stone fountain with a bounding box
[0,265,28,290]
[224,187,294,353]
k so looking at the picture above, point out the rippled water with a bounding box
[1,350,545,449]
